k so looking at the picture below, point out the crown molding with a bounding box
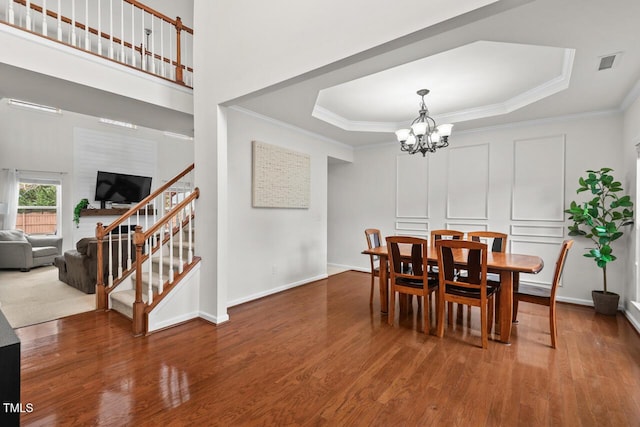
[230,106,354,151]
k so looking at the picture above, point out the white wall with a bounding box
[622,87,640,329]
[328,113,626,305]
[0,101,193,251]
[226,108,351,305]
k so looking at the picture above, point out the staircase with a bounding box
[95,164,200,335]
[110,227,192,318]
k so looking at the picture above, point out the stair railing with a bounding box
[132,187,199,336]
[95,163,194,310]
[2,0,194,86]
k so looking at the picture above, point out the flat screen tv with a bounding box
[94,171,152,208]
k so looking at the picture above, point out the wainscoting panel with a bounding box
[395,231,429,237]
[395,220,429,232]
[512,135,565,221]
[511,239,563,286]
[446,144,489,219]
[396,154,429,218]
[511,224,565,238]
[445,222,488,233]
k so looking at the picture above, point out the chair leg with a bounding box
[480,302,488,349]
[447,302,454,325]
[370,275,375,305]
[437,294,446,338]
[550,304,557,349]
[487,297,494,334]
[512,296,519,323]
[423,294,430,335]
[388,289,395,326]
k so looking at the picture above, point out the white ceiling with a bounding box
[1,0,639,147]
[313,41,572,131]
[234,0,640,147]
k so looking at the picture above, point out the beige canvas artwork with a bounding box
[252,141,310,208]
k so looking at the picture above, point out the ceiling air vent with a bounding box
[598,53,621,71]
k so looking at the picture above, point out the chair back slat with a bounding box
[468,231,508,253]
[386,236,428,279]
[364,228,382,264]
[430,229,464,248]
[436,239,488,291]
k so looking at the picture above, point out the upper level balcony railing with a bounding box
[1,0,193,87]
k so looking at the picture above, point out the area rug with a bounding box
[0,266,95,328]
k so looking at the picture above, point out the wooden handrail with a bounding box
[9,0,193,81]
[99,163,194,236]
[122,0,193,34]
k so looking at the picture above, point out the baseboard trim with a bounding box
[227,273,328,308]
[328,263,369,273]
[199,311,230,325]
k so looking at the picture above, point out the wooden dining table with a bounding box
[362,244,544,344]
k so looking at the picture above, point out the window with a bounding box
[16,175,62,235]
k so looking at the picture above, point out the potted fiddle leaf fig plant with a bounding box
[565,167,634,315]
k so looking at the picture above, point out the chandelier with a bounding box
[395,89,453,156]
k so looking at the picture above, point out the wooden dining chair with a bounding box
[466,231,508,319]
[364,228,384,305]
[386,236,438,334]
[513,239,574,349]
[435,239,497,349]
[430,229,465,320]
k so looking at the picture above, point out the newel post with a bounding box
[95,223,106,310]
[175,16,184,84]
[132,225,146,336]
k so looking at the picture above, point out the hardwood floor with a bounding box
[17,271,640,426]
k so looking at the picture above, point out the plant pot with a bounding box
[592,290,620,315]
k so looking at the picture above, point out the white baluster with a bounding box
[188,199,193,263]
[144,205,148,242]
[119,0,124,62]
[108,232,113,286]
[169,21,173,79]
[56,0,61,41]
[127,216,132,269]
[8,0,14,24]
[130,2,135,67]
[84,0,89,50]
[150,16,155,74]
[168,215,174,283]
[152,198,157,246]
[158,220,164,294]
[97,0,102,55]
[117,228,123,277]
[25,0,31,31]
[71,0,76,46]
[42,0,47,36]
[148,234,153,304]
[160,19,165,77]
[141,12,146,71]
[108,0,113,59]
[178,208,183,273]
